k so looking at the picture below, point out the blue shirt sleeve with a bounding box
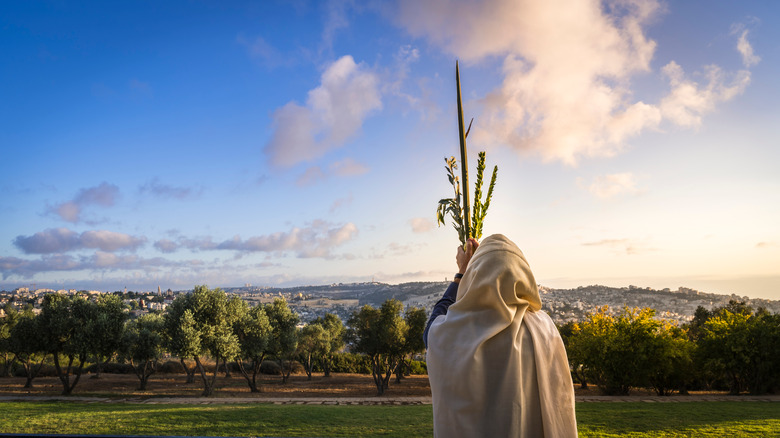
[423,281,459,348]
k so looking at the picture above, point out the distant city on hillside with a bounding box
[3,282,779,326]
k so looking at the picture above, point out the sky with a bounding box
[1,1,779,300]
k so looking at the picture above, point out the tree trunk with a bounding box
[20,354,47,389]
[236,358,259,393]
[92,356,104,379]
[133,360,156,391]
[194,357,220,397]
[279,358,292,384]
[394,358,406,384]
[53,354,72,395]
[729,372,741,395]
[0,353,15,377]
[180,358,196,384]
[251,357,263,392]
[323,355,331,378]
[194,357,212,397]
[573,367,588,389]
[54,354,86,395]
[371,356,385,396]
[302,353,313,381]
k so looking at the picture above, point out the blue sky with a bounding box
[2,1,779,299]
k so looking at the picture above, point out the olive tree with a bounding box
[0,303,20,377]
[347,299,407,395]
[310,313,345,377]
[265,298,299,383]
[395,307,427,383]
[8,309,47,388]
[163,286,241,396]
[234,303,272,392]
[163,296,201,384]
[120,313,165,390]
[88,294,127,378]
[39,294,94,395]
[296,323,329,380]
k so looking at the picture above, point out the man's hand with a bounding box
[456,238,479,277]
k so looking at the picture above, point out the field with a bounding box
[1,373,778,437]
[0,401,778,437]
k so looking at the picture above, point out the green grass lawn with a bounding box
[0,401,777,437]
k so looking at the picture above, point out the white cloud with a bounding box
[396,0,755,165]
[582,173,641,199]
[154,238,179,253]
[731,22,761,68]
[47,182,120,223]
[0,253,187,280]
[14,228,146,254]
[152,221,358,259]
[659,62,750,127]
[217,221,358,258]
[265,55,382,167]
[266,102,320,167]
[80,230,146,252]
[409,217,435,233]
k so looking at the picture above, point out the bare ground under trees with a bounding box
[0,371,433,399]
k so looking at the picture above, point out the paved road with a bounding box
[1,395,779,405]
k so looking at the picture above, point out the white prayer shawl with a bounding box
[427,234,578,437]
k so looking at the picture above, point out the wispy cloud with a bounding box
[409,217,435,233]
[397,0,755,165]
[153,239,179,253]
[138,178,201,200]
[236,34,293,68]
[320,0,353,55]
[265,55,382,167]
[128,78,152,98]
[152,221,358,259]
[47,182,120,223]
[297,158,369,186]
[659,61,750,128]
[329,194,354,213]
[582,238,653,255]
[296,166,328,187]
[0,252,187,280]
[732,22,761,68]
[580,173,641,199]
[13,228,146,254]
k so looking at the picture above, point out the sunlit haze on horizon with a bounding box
[1,1,779,300]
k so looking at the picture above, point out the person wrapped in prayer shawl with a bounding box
[424,234,578,438]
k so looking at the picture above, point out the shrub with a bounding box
[260,360,281,375]
[408,360,427,375]
[329,353,372,374]
[85,362,134,374]
[158,360,184,374]
[14,364,58,378]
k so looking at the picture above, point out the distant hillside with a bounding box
[539,284,780,324]
[225,281,780,325]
